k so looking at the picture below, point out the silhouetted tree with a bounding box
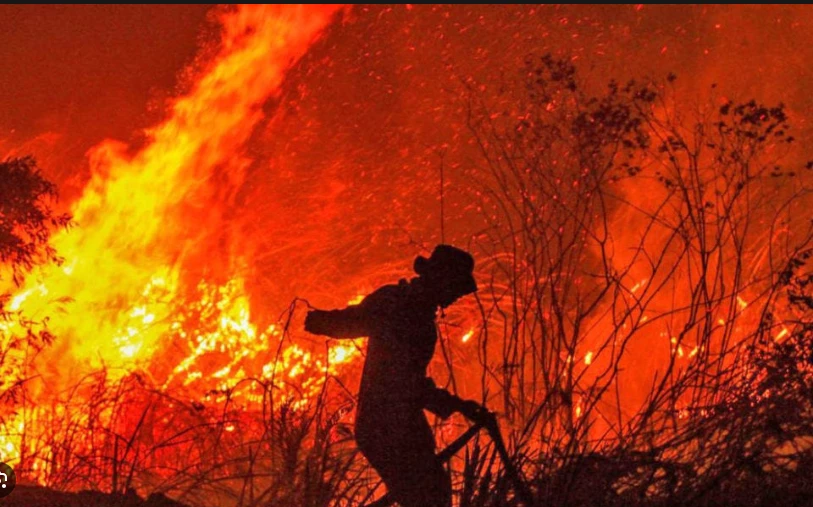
[0,156,70,284]
[0,156,71,402]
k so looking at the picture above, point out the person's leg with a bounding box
[356,407,451,507]
[384,453,450,507]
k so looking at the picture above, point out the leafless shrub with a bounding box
[455,54,812,505]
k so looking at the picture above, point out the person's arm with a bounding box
[305,284,400,339]
[422,378,489,422]
[305,286,393,338]
[304,304,369,338]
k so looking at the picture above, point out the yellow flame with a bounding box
[347,294,365,305]
[10,5,344,378]
[0,5,347,467]
[329,342,359,364]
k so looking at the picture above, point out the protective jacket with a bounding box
[305,278,461,420]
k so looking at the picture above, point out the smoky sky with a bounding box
[0,4,212,194]
[2,5,810,156]
[1,4,810,303]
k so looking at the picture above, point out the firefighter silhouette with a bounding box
[305,245,483,507]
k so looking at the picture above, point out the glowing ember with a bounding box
[630,278,647,294]
[775,327,790,343]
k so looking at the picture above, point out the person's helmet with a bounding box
[413,244,478,296]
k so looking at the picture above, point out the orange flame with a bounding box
[11,4,344,374]
[1,5,347,469]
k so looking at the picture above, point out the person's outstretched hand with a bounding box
[457,399,495,426]
[304,310,324,334]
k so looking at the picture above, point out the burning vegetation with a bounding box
[0,4,811,507]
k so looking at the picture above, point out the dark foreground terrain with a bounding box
[0,486,189,507]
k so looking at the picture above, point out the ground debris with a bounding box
[1,486,190,507]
